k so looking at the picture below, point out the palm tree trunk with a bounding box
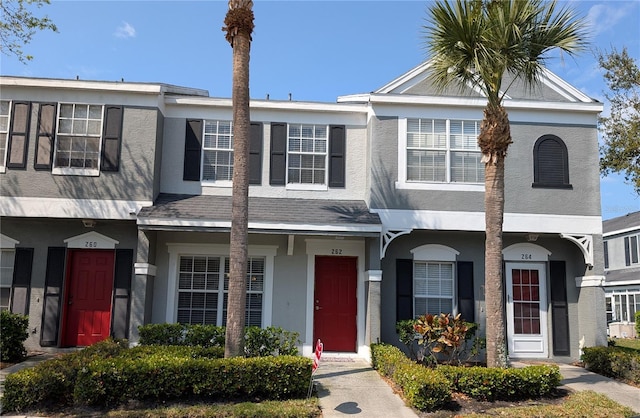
[223,0,254,358]
[481,103,510,368]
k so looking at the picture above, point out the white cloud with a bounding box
[585,3,633,37]
[114,22,136,39]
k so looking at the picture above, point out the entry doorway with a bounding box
[313,256,357,352]
[62,249,115,347]
[505,262,548,358]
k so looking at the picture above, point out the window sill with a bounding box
[285,183,329,191]
[52,167,100,177]
[202,180,233,188]
[0,166,5,174]
[395,181,484,192]
[531,183,573,189]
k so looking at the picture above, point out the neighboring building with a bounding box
[603,211,640,338]
[0,62,605,361]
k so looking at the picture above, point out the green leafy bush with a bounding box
[438,364,561,401]
[636,311,640,338]
[371,343,451,411]
[582,346,640,385]
[138,323,300,357]
[0,310,29,362]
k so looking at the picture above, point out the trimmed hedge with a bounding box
[138,323,300,356]
[582,346,640,385]
[371,343,451,411]
[2,339,309,413]
[437,364,561,401]
[0,310,29,362]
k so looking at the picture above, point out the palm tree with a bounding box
[222,0,254,358]
[424,0,588,367]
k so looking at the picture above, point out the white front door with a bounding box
[506,262,548,358]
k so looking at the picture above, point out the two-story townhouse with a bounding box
[603,211,640,338]
[340,61,606,360]
[1,61,605,362]
[0,76,206,349]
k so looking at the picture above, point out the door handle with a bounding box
[315,306,322,310]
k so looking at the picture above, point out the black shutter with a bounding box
[111,249,133,339]
[7,101,31,169]
[532,135,571,188]
[603,241,609,269]
[550,260,570,356]
[101,105,124,172]
[10,248,34,315]
[183,119,203,181]
[396,259,413,321]
[34,103,56,170]
[457,261,475,322]
[270,122,287,185]
[328,125,346,188]
[40,247,66,347]
[625,237,631,266]
[249,122,263,185]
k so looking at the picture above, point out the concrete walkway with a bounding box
[2,353,640,417]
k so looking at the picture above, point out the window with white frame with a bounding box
[606,288,640,323]
[414,261,454,316]
[177,255,265,326]
[288,124,327,185]
[0,100,10,171]
[202,120,234,182]
[406,118,483,184]
[0,249,14,311]
[53,103,104,175]
[624,235,639,266]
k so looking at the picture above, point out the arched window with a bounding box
[532,135,571,189]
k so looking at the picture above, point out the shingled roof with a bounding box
[603,210,640,235]
[138,194,381,235]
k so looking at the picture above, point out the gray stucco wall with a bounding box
[1,218,137,350]
[1,104,161,202]
[379,230,590,359]
[368,115,601,217]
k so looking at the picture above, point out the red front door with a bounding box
[63,250,114,347]
[313,256,357,352]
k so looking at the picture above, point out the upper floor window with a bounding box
[287,124,328,185]
[625,235,639,266]
[397,118,484,191]
[202,120,234,183]
[53,103,104,175]
[532,135,571,189]
[0,100,10,172]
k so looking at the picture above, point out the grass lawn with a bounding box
[613,338,640,351]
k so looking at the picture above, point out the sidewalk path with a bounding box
[314,356,418,418]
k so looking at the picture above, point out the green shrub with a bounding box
[138,323,300,357]
[636,311,640,338]
[438,364,561,401]
[1,338,127,412]
[582,346,640,385]
[73,354,311,407]
[371,343,451,411]
[0,310,29,362]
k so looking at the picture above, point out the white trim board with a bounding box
[1,197,152,220]
[373,209,602,235]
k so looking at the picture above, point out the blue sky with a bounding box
[2,0,639,220]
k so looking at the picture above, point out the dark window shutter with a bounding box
[270,122,287,185]
[40,247,66,347]
[631,236,639,264]
[532,135,571,189]
[249,122,263,185]
[7,101,31,169]
[101,105,124,172]
[603,241,609,269]
[183,119,203,181]
[625,237,631,266]
[457,261,474,323]
[550,260,570,356]
[34,103,56,170]
[10,248,34,315]
[396,259,413,321]
[329,125,346,188]
[111,249,133,339]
